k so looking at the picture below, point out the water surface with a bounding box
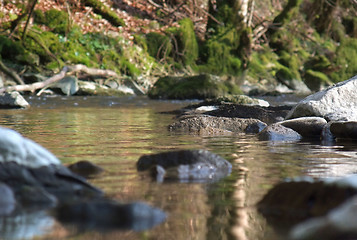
[1,96,357,240]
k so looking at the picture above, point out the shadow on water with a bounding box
[1,96,357,239]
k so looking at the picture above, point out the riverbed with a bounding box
[1,95,357,240]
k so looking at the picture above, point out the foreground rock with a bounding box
[0,127,102,210]
[0,126,166,232]
[290,195,357,240]
[137,149,232,183]
[286,75,357,121]
[0,91,29,108]
[279,117,327,138]
[258,175,357,234]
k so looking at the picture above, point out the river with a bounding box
[0,95,357,240]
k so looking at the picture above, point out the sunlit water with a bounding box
[1,95,357,240]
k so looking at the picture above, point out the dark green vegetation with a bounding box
[0,0,356,96]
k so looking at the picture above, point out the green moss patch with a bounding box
[148,74,242,100]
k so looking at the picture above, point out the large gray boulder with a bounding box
[286,75,357,121]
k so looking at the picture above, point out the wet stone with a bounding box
[137,149,232,183]
[67,160,104,178]
[329,121,357,140]
[279,117,327,138]
[258,123,302,142]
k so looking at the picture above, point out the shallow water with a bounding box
[1,96,357,240]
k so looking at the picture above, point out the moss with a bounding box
[0,35,25,61]
[23,30,62,64]
[343,16,357,38]
[248,49,280,81]
[272,0,303,27]
[33,9,46,24]
[173,18,199,66]
[304,69,331,91]
[199,40,241,76]
[146,32,172,60]
[331,37,357,82]
[304,55,331,72]
[148,74,241,100]
[278,50,301,80]
[81,0,125,27]
[44,9,69,34]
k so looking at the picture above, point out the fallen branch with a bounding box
[0,60,25,85]
[0,64,121,94]
[0,66,68,94]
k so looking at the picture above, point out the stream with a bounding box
[1,95,357,240]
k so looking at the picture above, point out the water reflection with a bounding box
[1,96,357,239]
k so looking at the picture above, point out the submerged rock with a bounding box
[286,75,357,121]
[55,200,166,232]
[137,149,232,182]
[67,160,104,178]
[0,91,29,108]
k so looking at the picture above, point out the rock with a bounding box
[0,91,30,108]
[329,121,357,139]
[67,160,104,178]
[258,123,302,141]
[168,115,267,134]
[200,103,291,124]
[290,195,357,240]
[279,117,327,138]
[0,127,102,208]
[148,74,242,100]
[286,75,357,121]
[50,76,79,96]
[137,149,232,182]
[76,80,132,96]
[258,175,357,230]
[54,200,166,231]
[0,183,16,216]
[321,121,335,144]
[210,95,270,107]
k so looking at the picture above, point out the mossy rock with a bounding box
[275,65,309,93]
[304,69,331,91]
[210,94,269,107]
[148,74,242,100]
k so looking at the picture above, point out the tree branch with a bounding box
[0,64,121,94]
[0,60,25,85]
